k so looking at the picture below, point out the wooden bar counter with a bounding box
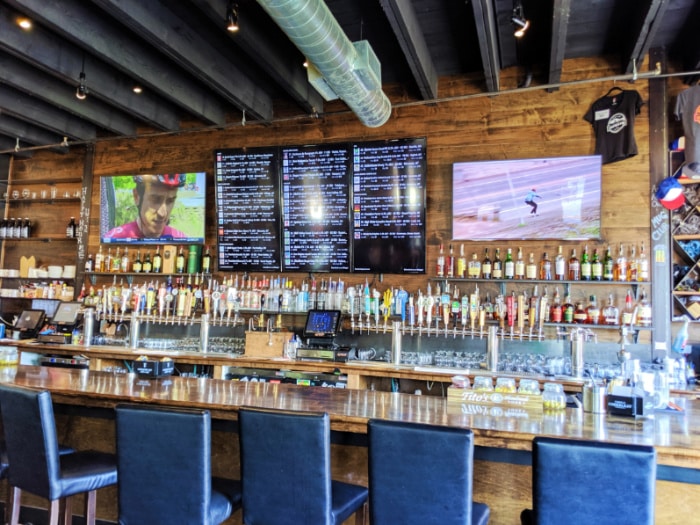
[0,365,698,524]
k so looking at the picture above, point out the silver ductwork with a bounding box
[257,0,392,128]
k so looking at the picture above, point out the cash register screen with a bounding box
[51,302,81,326]
[14,309,45,332]
[303,310,341,339]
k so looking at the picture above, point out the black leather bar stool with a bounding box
[0,440,74,525]
[521,436,656,525]
[0,384,117,525]
[237,407,368,525]
[115,404,242,525]
[368,419,490,525]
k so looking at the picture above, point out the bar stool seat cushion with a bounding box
[523,437,656,525]
[56,451,118,498]
[331,481,371,524]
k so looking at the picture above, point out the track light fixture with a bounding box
[226,2,239,32]
[512,1,529,38]
[76,55,88,100]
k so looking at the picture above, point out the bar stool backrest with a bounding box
[368,419,478,525]
[0,384,61,500]
[238,407,333,525]
[532,437,656,525]
[115,404,215,525]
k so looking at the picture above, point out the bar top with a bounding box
[2,365,698,469]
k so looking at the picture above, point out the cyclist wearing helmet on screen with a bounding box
[105,174,187,239]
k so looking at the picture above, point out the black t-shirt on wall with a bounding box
[584,89,643,164]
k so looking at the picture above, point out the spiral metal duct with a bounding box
[257,0,392,127]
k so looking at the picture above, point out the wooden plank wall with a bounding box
[7,57,693,340]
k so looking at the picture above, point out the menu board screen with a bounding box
[352,138,426,273]
[215,148,281,271]
[281,144,351,272]
[214,137,426,274]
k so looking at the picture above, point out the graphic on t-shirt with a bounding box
[607,113,627,134]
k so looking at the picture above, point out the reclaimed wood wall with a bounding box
[7,57,692,339]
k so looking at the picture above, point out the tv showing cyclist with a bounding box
[104,174,188,240]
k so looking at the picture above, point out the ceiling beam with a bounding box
[0,53,136,137]
[471,0,501,93]
[0,84,96,141]
[379,0,438,100]
[6,0,227,126]
[0,114,68,153]
[0,6,180,132]
[92,0,272,122]
[547,0,572,92]
[624,0,668,75]
[192,0,323,115]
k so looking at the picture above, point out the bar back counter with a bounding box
[0,364,697,524]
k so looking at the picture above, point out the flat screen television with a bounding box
[99,172,207,244]
[351,138,427,274]
[303,309,342,339]
[452,155,602,240]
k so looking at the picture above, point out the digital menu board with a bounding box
[281,144,351,272]
[214,137,426,274]
[352,138,426,273]
[215,148,281,271]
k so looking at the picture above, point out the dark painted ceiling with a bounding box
[0,0,698,157]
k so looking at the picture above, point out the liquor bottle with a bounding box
[152,246,162,273]
[481,248,492,279]
[602,294,619,325]
[580,245,591,281]
[66,216,76,238]
[201,245,212,274]
[586,295,601,324]
[590,248,602,281]
[504,248,515,279]
[614,243,627,281]
[602,245,614,281]
[526,252,537,280]
[142,251,152,273]
[638,241,649,281]
[635,289,652,327]
[491,248,502,279]
[176,246,186,273]
[446,244,455,278]
[468,253,481,278]
[85,253,94,272]
[541,252,553,280]
[627,244,638,282]
[456,244,467,279]
[561,291,575,323]
[111,247,121,273]
[104,247,113,274]
[94,245,103,273]
[621,289,635,325]
[13,217,21,239]
[568,248,580,281]
[515,247,525,279]
[436,244,445,277]
[21,217,30,238]
[554,245,566,280]
[573,302,588,324]
[120,246,130,273]
[549,287,562,323]
[132,250,142,273]
[0,218,6,239]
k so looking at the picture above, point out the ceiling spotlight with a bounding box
[512,1,530,38]
[226,2,239,32]
[76,56,88,100]
[14,138,20,153]
[61,136,69,147]
[133,85,143,94]
[17,18,32,30]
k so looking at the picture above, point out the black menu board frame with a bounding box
[214,137,427,275]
